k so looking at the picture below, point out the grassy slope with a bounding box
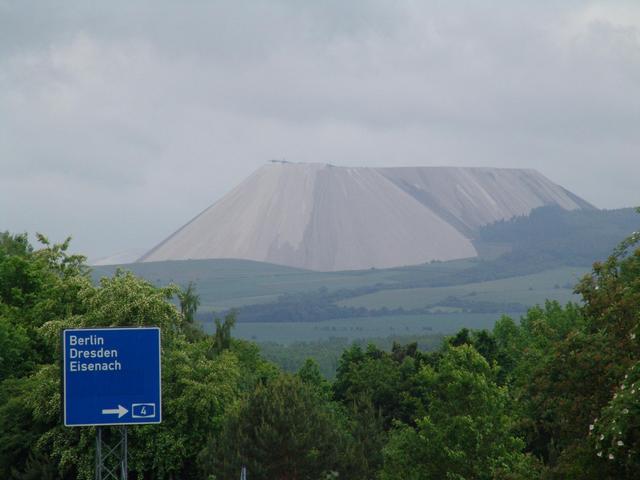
[92,258,585,343]
[92,257,477,311]
[338,267,586,310]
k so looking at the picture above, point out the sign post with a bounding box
[62,327,162,480]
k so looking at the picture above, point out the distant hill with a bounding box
[93,206,639,331]
[474,206,640,268]
[138,162,592,271]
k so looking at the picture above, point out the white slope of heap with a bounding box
[139,163,591,271]
[139,163,476,270]
[142,162,323,266]
[378,167,588,232]
[274,165,478,271]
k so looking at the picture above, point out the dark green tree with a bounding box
[333,343,430,427]
[213,311,237,353]
[341,394,387,480]
[297,358,332,399]
[201,374,348,480]
[177,281,200,324]
[381,345,538,480]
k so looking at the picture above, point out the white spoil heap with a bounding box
[139,163,592,271]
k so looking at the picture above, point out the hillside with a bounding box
[93,207,639,344]
[138,162,592,271]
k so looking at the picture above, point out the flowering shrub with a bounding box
[591,358,640,473]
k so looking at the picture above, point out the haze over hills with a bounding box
[138,162,594,271]
[92,248,147,266]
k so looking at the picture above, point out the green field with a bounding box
[338,267,587,310]
[94,258,590,344]
[93,259,588,316]
[92,257,478,311]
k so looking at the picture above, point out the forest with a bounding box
[1,217,640,479]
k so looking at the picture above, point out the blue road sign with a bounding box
[63,327,162,427]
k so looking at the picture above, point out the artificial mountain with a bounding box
[139,162,593,271]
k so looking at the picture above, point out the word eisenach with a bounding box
[68,334,122,372]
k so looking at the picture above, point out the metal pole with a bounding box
[95,427,102,480]
[95,426,128,480]
[121,426,128,480]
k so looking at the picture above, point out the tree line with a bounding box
[1,220,640,478]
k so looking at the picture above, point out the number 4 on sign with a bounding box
[131,403,156,418]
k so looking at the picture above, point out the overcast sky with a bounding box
[1,1,639,260]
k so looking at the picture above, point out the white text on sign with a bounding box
[68,335,122,372]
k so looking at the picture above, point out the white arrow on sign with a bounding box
[101,405,128,418]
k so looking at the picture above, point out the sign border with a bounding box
[62,326,162,427]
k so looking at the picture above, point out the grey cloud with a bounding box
[0,1,639,259]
